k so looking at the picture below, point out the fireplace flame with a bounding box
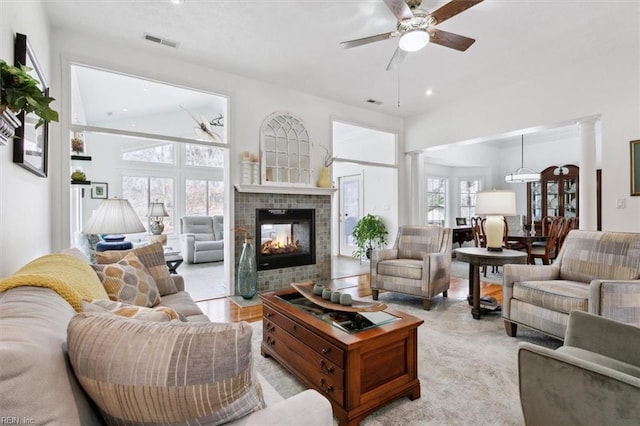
[261,239,300,255]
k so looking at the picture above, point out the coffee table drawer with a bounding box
[264,305,344,367]
[264,322,344,406]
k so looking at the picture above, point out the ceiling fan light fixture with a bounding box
[399,30,430,52]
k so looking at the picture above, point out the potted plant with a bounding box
[351,214,388,259]
[1,59,59,131]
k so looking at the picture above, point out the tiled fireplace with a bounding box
[234,186,333,293]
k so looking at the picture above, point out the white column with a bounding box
[407,152,422,225]
[578,118,598,230]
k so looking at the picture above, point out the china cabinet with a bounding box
[527,165,579,234]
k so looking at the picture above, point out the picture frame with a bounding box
[631,140,640,196]
[455,217,468,226]
[13,33,48,177]
[91,182,108,199]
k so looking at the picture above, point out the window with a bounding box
[185,144,224,168]
[426,177,447,226]
[185,179,224,216]
[122,142,174,164]
[123,176,175,234]
[460,179,480,220]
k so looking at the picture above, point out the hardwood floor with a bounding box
[196,275,503,323]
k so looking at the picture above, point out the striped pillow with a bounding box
[95,242,178,295]
[67,313,265,425]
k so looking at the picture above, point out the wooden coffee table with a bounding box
[260,287,423,426]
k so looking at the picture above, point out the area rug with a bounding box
[251,291,560,425]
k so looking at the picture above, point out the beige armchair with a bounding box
[503,230,640,340]
[371,225,452,310]
[518,311,640,425]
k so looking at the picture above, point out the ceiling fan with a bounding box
[340,0,484,71]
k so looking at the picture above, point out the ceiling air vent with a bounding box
[143,33,179,48]
[365,99,382,105]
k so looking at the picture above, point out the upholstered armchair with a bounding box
[503,230,640,340]
[518,311,640,425]
[180,216,224,264]
[371,225,453,310]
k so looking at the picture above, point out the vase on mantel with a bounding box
[316,166,332,188]
[0,106,20,146]
[237,237,257,299]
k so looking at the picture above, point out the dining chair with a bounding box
[529,217,566,264]
[558,217,579,252]
[470,217,489,276]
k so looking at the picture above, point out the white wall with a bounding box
[404,3,640,232]
[48,30,402,264]
[0,2,52,276]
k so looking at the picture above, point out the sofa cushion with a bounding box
[92,252,161,307]
[67,313,265,425]
[513,280,589,314]
[195,239,224,251]
[378,259,423,280]
[559,231,640,283]
[95,242,178,296]
[195,232,217,241]
[157,291,209,322]
[397,226,442,260]
[82,299,183,322]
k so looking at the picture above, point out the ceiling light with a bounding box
[425,89,433,96]
[505,135,540,183]
[399,30,429,52]
[170,0,184,4]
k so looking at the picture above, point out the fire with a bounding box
[261,239,300,255]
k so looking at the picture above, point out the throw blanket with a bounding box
[0,253,108,312]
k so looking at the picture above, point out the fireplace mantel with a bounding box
[234,184,337,196]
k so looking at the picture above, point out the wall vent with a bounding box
[143,33,179,48]
[365,99,383,105]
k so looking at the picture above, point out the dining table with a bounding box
[507,233,548,264]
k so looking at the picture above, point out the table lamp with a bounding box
[146,202,169,235]
[475,190,516,252]
[83,198,145,251]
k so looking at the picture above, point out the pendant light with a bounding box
[505,135,540,183]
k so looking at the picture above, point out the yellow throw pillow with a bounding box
[92,252,161,307]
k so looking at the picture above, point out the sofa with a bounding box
[518,311,640,425]
[503,230,640,340]
[0,244,332,425]
[180,215,224,263]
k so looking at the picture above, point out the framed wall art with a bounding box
[91,182,108,199]
[13,33,49,177]
[631,140,640,196]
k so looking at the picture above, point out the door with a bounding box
[339,174,363,256]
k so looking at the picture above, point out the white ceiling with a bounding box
[42,0,636,119]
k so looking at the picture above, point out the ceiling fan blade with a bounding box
[430,0,483,25]
[340,31,395,49]
[429,28,476,51]
[386,47,408,71]
[382,0,414,21]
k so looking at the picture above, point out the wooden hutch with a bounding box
[526,164,579,234]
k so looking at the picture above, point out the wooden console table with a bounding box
[260,287,423,426]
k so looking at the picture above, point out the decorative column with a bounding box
[577,118,598,230]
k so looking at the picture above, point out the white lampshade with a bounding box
[475,190,516,251]
[475,190,517,216]
[83,198,145,235]
[399,30,430,52]
[146,202,169,218]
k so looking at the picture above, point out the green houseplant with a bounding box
[1,59,58,128]
[351,214,388,259]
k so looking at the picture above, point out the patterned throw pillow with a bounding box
[95,242,178,295]
[67,314,265,425]
[92,252,161,307]
[81,299,184,322]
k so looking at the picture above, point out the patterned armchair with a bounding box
[371,225,452,310]
[503,230,640,339]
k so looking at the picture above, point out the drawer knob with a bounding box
[320,360,334,374]
[324,385,334,394]
[322,348,329,354]
[266,312,273,318]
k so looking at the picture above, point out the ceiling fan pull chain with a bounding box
[397,69,401,108]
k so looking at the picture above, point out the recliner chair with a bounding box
[180,216,224,264]
[371,225,452,310]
